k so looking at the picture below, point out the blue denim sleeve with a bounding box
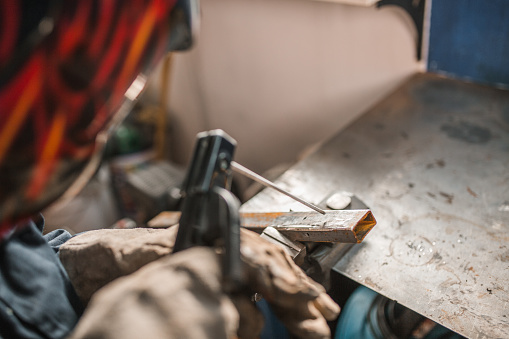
[43,229,74,253]
[0,218,83,339]
[33,214,74,253]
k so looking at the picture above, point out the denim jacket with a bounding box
[0,216,83,338]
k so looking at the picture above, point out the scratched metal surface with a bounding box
[240,73,509,338]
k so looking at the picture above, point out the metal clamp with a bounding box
[173,130,243,292]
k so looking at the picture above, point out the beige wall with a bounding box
[147,0,422,178]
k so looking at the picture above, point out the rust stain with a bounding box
[439,191,454,204]
[467,187,478,197]
[497,250,509,263]
[240,212,285,227]
[440,309,450,319]
[436,159,446,167]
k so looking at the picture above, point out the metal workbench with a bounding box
[241,73,509,339]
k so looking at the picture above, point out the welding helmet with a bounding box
[0,0,199,237]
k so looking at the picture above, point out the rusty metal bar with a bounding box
[240,209,376,243]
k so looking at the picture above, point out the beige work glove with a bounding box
[239,229,340,339]
[69,247,239,339]
[60,226,180,305]
[60,226,340,339]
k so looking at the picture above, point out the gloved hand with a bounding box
[60,226,180,305]
[60,226,340,338]
[238,229,340,339]
[69,247,240,339]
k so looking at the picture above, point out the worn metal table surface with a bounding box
[241,73,509,339]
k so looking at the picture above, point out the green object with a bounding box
[113,124,144,155]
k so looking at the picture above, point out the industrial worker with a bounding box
[0,1,339,338]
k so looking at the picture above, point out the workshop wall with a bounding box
[145,0,421,184]
[427,0,509,88]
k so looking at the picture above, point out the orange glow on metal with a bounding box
[239,212,286,227]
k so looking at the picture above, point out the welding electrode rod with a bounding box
[230,161,326,214]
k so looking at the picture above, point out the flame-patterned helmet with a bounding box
[0,0,198,237]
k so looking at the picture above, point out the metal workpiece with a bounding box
[240,209,376,243]
[241,74,509,339]
[146,209,376,243]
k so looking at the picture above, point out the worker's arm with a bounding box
[60,226,340,339]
